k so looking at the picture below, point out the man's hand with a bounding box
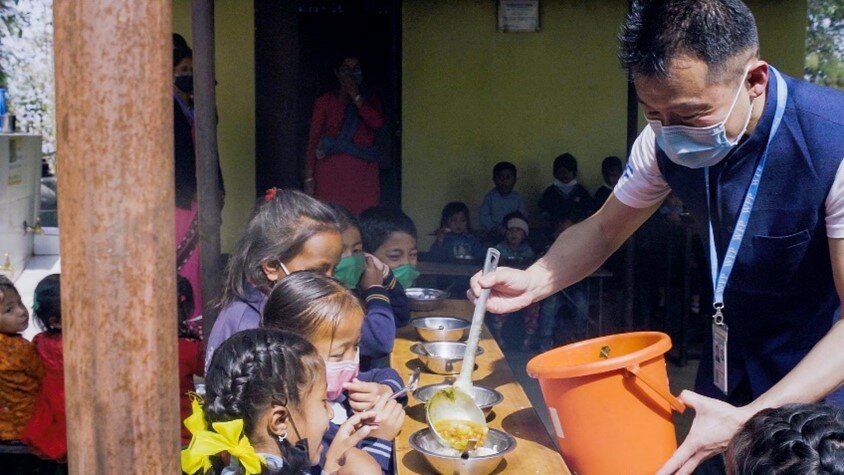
[467,267,538,314]
[657,391,755,475]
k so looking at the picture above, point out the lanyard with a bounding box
[705,67,788,322]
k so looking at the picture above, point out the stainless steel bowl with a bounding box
[413,383,503,416]
[410,341,484,374]
[409,428,516,475]
[406,287,449,312]
[412,316,470,342]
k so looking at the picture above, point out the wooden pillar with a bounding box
[192,0,223,341]
[54,1,179,473]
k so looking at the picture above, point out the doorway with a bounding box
[254,0,402,208]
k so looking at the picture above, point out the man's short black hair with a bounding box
[619,0,759,81]
[727,403,844,474]
[358,206,417,253]
[553,153,577,176]
[493,161,517,178]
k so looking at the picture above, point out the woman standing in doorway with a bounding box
[306,54,385,215]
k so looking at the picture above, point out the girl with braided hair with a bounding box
[182,328,379,475]
[727,403,844,474]
[262,271,406,474]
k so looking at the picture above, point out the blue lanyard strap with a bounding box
[705,67,788,314]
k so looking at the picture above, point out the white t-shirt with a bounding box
[614,125,844,239]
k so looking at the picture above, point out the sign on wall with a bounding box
[498,0,540,33]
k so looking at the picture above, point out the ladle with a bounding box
[425,248,500,450]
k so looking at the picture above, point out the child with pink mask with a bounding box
[261,271,405,475]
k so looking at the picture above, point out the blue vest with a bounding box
[655,70,844,401]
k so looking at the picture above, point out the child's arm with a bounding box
[336,448,381,475]
[384,272,411,328]
[359,287,397,360]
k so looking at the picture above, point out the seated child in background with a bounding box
[538,153,593,222]
[185,328,380,475]
[428,202,485,263]
[176,276,204,446]
[495,213,535,267]
[726,403,844,475]
[20,274,67,462]
[359,206,419,299]
[594,156,623,207]
[207,188,342,366]
[262,272,406,475]
[479,161,527,243]
[492,214,540,349]
[538,215,589,351]
[0,276,43,443]
[329,203,408,369]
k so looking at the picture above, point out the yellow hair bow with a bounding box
[181,401,266,475]
[181,396,213,474]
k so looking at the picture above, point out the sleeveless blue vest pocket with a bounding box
[747,229,811,292]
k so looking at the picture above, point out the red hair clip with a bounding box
[264,187,279,203]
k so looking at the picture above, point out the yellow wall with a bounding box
[402,0,808,248]
[173,0,254,253]
[172,0,807,251]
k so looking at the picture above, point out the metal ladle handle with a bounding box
[455,248,500,393]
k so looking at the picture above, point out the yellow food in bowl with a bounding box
[433,419,489,451]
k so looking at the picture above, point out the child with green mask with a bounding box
[359,206,420,292]
[329,204,411,370]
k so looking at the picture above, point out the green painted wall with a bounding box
[402,0,808,248]
[173,0,254,253]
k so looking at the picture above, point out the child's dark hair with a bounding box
[602,156,623,173]
[327,203,358,234]
[0,275,17,304]
[173,34,192,67]
[553,153,578,176]
[440,201,473,231]
[204,329,324,459]
[358,206,417,253]
[219,189,339,308]
[33,274,61,334]
[263,271,363,341]
[493,161,517,178]
[177,275,199,339]
[727,403,844,475]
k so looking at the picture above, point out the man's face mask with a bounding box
[647,67,754,169]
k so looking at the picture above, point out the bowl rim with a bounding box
[409,427,517,460]
[411,316,471,329]
[410,342,485,359]
[413,383,504,407]
[405,287,450,299]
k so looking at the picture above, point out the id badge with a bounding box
[712,322,729,395]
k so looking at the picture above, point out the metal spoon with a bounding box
[461,438,478,460]
[390,367,421,400]
[426,248,500,450]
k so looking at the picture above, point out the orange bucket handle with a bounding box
[625,363,686,413]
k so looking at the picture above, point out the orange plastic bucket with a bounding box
[526,332,685,475]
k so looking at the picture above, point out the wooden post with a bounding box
[54,1,179,472]
[192,0,223,341]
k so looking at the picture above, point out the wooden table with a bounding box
[391,299,570,474]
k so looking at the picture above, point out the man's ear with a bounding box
[747,60,769,100]
[267,404,290,438]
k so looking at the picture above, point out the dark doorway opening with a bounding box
[255,0,402,208]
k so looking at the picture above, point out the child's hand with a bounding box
[358,254,384,290]
[368,393,406,441]
[343,379,392,413]
[323,410,376,474]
